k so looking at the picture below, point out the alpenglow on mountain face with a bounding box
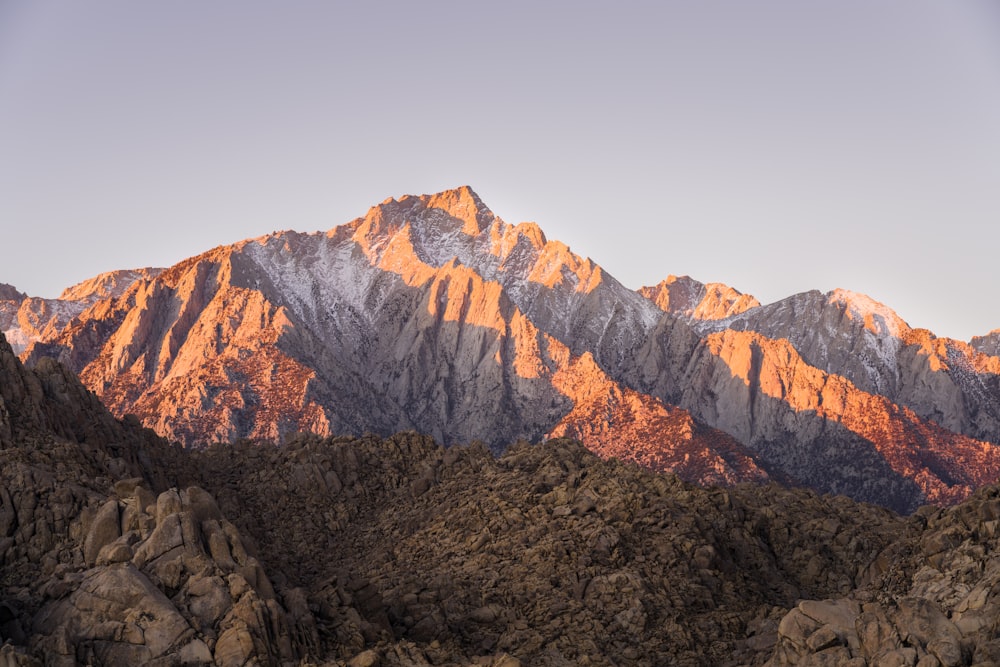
[7,186,1000,512]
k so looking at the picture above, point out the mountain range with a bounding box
[5,186,1000,513]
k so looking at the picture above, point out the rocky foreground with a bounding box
[2,332,1000,665]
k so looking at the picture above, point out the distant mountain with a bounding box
[0,283,26,301]
[639,274,760,320]
[971,329,1000,357]
[12,187,1000,511]
[0,268,162,355]
[702,288,1000,444]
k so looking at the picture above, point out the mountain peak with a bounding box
[371,186,495,236]
[971,329,1000,356]
[640,275,759,320]
[512,221,547,247]
[425,185,491,233]
[0,283,26,301]
[14,186,1000,515]
[353,187,498,262]
[58,268,165,303]
[418,186,495,238]
[826,288,908,338]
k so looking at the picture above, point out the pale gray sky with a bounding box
[2,1,999,340]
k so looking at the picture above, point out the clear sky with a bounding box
[2,1,999,340]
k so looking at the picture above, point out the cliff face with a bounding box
[628,320,1000,512]
[12,186,1000,510]
[971,328,1000,358]
[703,289,1000,444]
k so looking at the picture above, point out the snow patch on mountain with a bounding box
[827,288,908,339]
[2,328,31,355]
[342,189,662,355]
[58,268,165,303]
[242,231,389,334]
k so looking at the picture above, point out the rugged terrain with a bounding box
[3,331,1000,666]
[7,187,1000,512]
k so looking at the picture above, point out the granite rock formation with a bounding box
[0,331,301,665]
[765,485,1000,666]
[971,329,1000,358]
[13,189,757,490]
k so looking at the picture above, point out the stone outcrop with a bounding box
[0,333,304,665]
[0,283,26,302]
[766,485,1000,666]
[29,484,295,666]
[970,328,1000,357]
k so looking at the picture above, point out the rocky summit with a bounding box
[6,187,1000,512]
[3,331,1000,666]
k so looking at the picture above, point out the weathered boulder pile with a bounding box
[194,432,912,666]
[0,331,301,665]
[767,484,1000,666]
[27,483,298,666]
[193,432,1000,666]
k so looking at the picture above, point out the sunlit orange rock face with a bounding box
[640,274,760,320]
[39,254,330,446]
[546,347,769,486]
[0,270,164,355]
[13,186,1000,511]
[700,330,1000,506]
